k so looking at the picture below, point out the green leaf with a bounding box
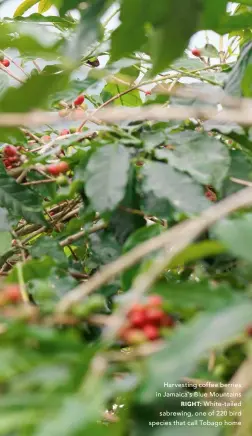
[14,0,39,17]
[200,0,227,28]
[29,236,68,267]
[103,82,141,107]
[0,162,46,226]
[0,208,10,232]
[150,0,200,74]
[64,0,107,61]
[89,230,121,266]
[122,224,163,289]
[238,0,252,4]
[38,0,53,13]
[0,232,12,256]
[0,23,60,57]
[0,73,69,113]
[85,144,130,213]
[242,64,252,96]
[142,161,210,214]
[0,128,28,146]
[224,41,252,97]
[141,302,252,400]
[156,131,230,190]
[214,214,252,263]
[110,166,145,245]
[151,279,244,312]
[222,149,252,196]
[169,240,226,269]
[218,13,252,34]
[111,0,147,60]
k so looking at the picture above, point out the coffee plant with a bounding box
[0,0,252,434]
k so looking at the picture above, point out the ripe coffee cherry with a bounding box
[8,156,18,163]
[148,295,163,307]
[60,129,70,136]
[41,135,51,143]
[246,325,252,337]
[205,189,217,202]
[192,48,201,57]
[74,95,85,106]
[130,311,147,328]
[162,314,176,327]
[4,285,21,303]
[4,145,17,157]
[1,59,10,67]
[143,324,160,341]
[127,303,145,318]
[47,161,69,176]
[146,308,163,325]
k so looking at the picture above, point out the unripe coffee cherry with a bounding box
[56,175,68,186]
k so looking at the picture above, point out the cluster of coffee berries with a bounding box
[0,58,10,67]
[2,145,21,169]
[47,161,69,176]
[0,285,22,306]
[119,295,176,345]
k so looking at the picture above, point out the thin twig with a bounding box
[60,222,107,247]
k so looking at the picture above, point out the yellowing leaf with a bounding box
[14,0,39,17]
[38,0,53,13]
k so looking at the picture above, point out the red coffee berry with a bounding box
[1,59,10,67]
[127,303,145,318]
[148,295,163,307]
[58,161,69,174]
[145,308,164,325]
[74,95,85,106]
[192,48,201,57]
[145,91,151,96]
[4,285,21,303]
[205,189,217,202]
[41,135,51,143]
[47,161,69,176]
[162,314,176,327]
[4,145,17,157]
[3,159,10,168]
[60,129,70,136]
[143,324,160,341]
[130,311,147,328]
[246,325,252,337]
[8,156,18,163]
